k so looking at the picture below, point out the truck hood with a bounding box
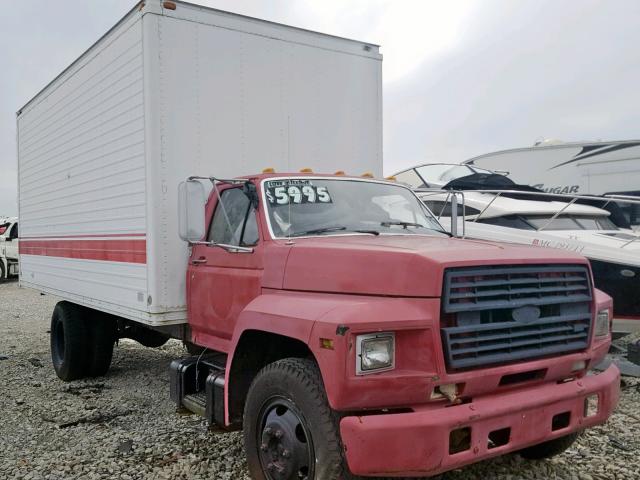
[281,235,589,297]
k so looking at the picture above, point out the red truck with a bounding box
[16,2,618,478]
[52,172,619,478]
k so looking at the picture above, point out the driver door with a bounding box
[187,186,263,350]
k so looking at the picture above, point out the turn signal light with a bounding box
[319,338,334,350]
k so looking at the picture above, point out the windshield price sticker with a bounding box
[265,180,332,205]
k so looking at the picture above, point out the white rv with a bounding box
[462,140,640,227]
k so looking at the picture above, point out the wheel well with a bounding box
[228,330,313,426]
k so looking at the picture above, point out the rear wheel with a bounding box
[86,313,116,377]
[519,432,580,460]
[243,358,347,480]
[51,302,89,381]
[0,261,5,281]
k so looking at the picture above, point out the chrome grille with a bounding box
[441,265,592,370]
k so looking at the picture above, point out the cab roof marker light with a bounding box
[162,1,177,10]
[299,168,313,173]
[385,176,397,181]
[262,167,275,173]
[334,170,346,176]
[361,172,374,178]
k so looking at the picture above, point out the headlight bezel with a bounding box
[595,309,610,337]
[356,332,395,375]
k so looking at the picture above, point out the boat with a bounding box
[394,163,640,319]
[460,139,640,229]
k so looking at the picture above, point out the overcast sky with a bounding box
[1,0,639,216]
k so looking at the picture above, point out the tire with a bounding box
[85,313,116,377]
[0,261,5,282]
[243,358,347,480]
[519,432,580,460]
[50,302,89,381]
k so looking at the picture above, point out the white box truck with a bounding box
[17,0,382,326]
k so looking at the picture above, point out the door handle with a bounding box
[191,257,207,265]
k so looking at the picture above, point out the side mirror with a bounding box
[450,194,459,237]
[448,192,465,238]
[178,180,206,242]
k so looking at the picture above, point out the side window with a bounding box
[9,223,18,239]
[208,189,259,247]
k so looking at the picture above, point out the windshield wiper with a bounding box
[380,221,426,229]
[291,226,380,237]
[291,226,347,237]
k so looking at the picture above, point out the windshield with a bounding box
[263,178,446,238]
[414,164,495,186]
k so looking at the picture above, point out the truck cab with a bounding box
[0,217,19,280]
[166,172,619,479]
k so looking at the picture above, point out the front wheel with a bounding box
[243,358,348,480]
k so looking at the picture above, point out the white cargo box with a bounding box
[17,0,382,326]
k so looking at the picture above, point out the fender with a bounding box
[225,291,442,423]
[224,290,351,425]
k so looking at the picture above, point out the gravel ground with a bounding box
[1,279,639,480]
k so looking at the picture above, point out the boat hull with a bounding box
[590,259,640,318]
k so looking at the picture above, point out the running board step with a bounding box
[169,352,226,426]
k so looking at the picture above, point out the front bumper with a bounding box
[340,364,620,478]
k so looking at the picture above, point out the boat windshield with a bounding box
[414,164,495,186]
[479,214,619,231]
[263,178,446,238]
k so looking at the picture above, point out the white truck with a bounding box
[0,217,19,280]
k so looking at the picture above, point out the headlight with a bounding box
[356,333,395,374]
[595,309,610,337]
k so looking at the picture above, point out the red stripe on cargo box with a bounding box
[19,239,146,264]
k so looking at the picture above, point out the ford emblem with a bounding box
[512,305,541,323]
